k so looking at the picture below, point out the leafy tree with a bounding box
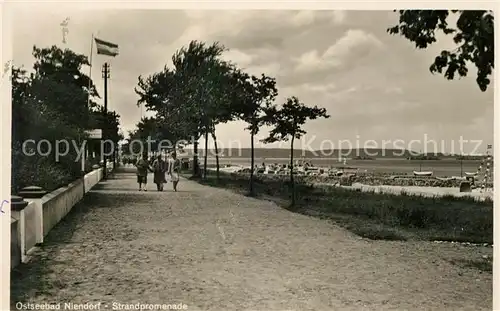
[32,46,100,124]
[388,10,494,91]
[262,96,329,207]
[201,60,238,181]
[122,130,142,160]
[11,45,102,192]
[11,67,33,143]
[136,68,197,146]
[135,40,233,178]
[171,41,228,179]
[233,70,278,195]
[134,117,162,156]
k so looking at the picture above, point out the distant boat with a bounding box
[464,172,477,176]
[413,171,433,176]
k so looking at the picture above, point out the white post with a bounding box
[19,210,26,262]
[11,209,25,262]
[11,196,31,264]
[81,143,86,173]
[17,187,47,245]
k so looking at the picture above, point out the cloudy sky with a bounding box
[12,7,494,154]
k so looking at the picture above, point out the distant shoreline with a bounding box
[194,156,484,162]
[193,157,491,177]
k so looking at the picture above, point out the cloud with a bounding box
[245,62,282,77]
[290,10,345,27]
[324,29,383,59]
[332,10,346,24]
[222,49,254,67]
[185,10,348,51]
[303,82,337,93]
[283,82,337,95]
[385,86,403,94]
[293,50,323,72]
[12,8,493,152]
[293,29,384,73]
[290,10,316,27]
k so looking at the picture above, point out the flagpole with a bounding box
[87,33,94,109]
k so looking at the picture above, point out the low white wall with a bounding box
[23,201,37,255]
[41,167,104,238]
[12,167,108,270]
[314,182,493,202]
[84,168,103,193]
[97,167,103,181]
[11,217,21,268]
[42,178,84,237]
[348,183,494,201]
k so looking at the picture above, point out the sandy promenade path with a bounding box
[11,168,492,311]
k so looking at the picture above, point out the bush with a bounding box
[12,156,73,193]
[11,142,95,193]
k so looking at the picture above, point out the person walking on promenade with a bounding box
[135,153,152,191]
[168,151,181,192]
[152,153,167,191]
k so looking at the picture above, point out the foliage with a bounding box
[89,107,122,144]
[133,40,331,185]
[262,96,329,206]
[388,10,494,91]
[230,69,279,194]
[127,117,164,155]
[135,42,228,143]
[236,72,278,135]
[262,96,330,143]
[134,40,250,177]
[12,45,120,193]
[135,67,191,142]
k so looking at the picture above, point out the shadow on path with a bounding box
[10,168,493,310]
[11,169,150,305]
[11,193,97,303]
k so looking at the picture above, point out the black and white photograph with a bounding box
[7,3,495,310]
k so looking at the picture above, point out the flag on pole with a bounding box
[95,38,119,57]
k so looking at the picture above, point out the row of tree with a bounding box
[128,9,494,206]
[131,40,329,205]
[12,45,123,192]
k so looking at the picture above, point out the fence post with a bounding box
[18,186,47,245]
[11,195,29,263]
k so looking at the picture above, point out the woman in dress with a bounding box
[168,151,181,192]
[135,153,152,191]
[152,154,167,191]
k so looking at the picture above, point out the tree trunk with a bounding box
[211,130,220,181]
[203,128,209,180]
[193,139,199,177]
[250,133,255,196]
[290,135,295,207]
